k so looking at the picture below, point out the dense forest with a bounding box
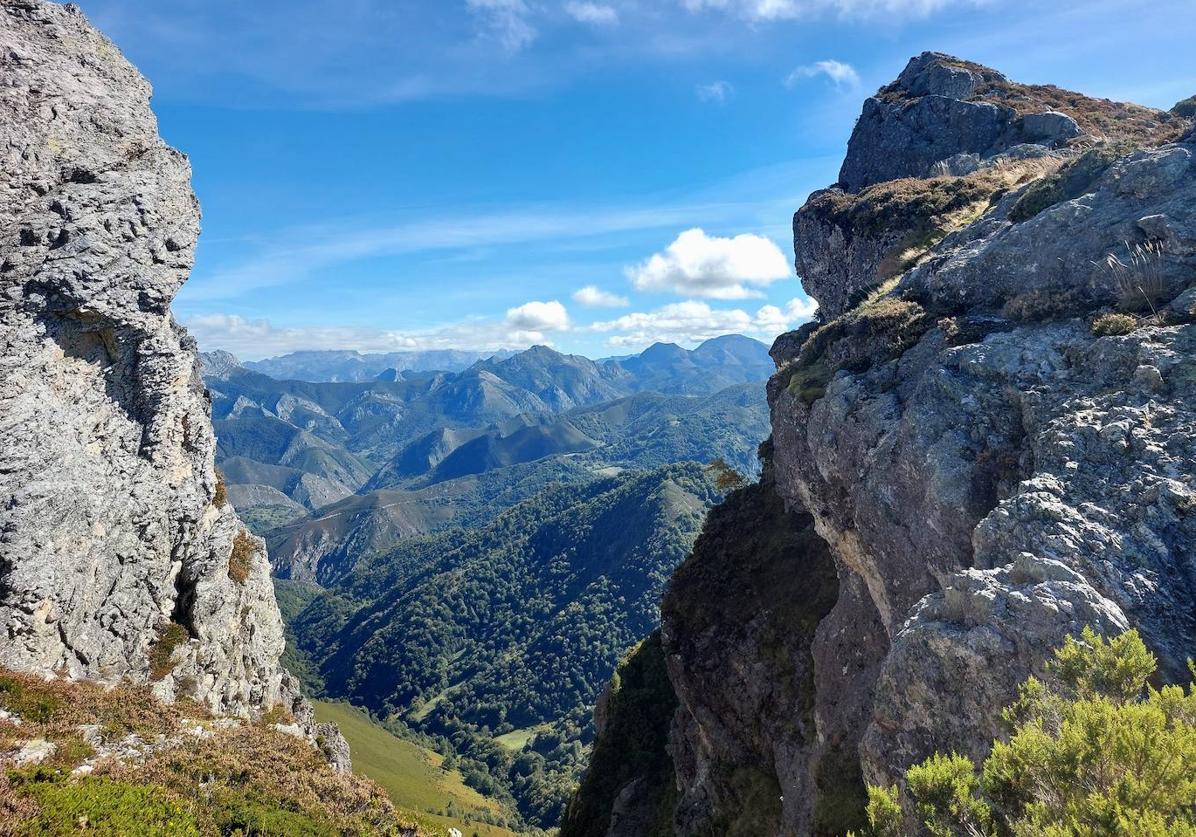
[279,464,723,827]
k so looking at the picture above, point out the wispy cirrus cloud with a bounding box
[466,0,537,53]
[681,0,982,21]
[180,163,815,304]
[78,0,994,108]
[564,1,620,26]
[695,80,735,103]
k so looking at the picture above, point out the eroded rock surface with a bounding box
[0,0,324,746]
[568,54,1195,835]
[768,56,1196,828]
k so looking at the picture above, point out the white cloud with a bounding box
[564,1,620,25]
[505,299,571,331]
[588,297,817,348]
[573,285,631,307]
[785,59,861,90]
[681,0,976,21]
[183,200,765,303]
[185,308,575,360]
[466,0,537,53]
[695,80,734,103]
[627,228,791,300]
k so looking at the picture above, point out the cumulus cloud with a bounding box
[785,59,860,90]
[505,299,571,331]
[627,228,791,300]
[186,304,572,361]
[681,0,974,21]
[588,297,818,348]
[573,285,630,307]
[695,80,734,103]
[564,1,620,25]
[466,0,537,53]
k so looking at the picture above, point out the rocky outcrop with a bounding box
[767,57,1196,828]
[568,54,1196,835]
[560,631,679,837]
[661,465,845,836]
[0,0,340,764]
[798,51,1187,319]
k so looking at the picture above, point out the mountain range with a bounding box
[202,335,773,581]
[242,348,517,382]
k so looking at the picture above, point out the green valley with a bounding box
[312,701,523,837]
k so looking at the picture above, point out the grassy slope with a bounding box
[313,701,522,837]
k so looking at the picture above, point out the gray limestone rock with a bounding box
[614,55,1196,836]
[0,0,320,742]
[770,139,1196,823]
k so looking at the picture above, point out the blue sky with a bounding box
[74,0,1196,359]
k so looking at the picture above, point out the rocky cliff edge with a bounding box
[0,0,345,766]
[569,53,1195,835]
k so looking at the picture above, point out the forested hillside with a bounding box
[281,464,721,828]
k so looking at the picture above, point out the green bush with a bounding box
[1091,312,1140,337]
[211,790,338,836]
[0,674,61,723]
[856,628,1196,836]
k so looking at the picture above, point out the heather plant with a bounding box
[855,629,1196,836]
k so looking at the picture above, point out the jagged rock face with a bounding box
[799,52,1186,321]
[661,472,846,836]
[766,55,1196,826]
[0,1,297,720]
[837,53,1081,193]
[564,56,1195,836]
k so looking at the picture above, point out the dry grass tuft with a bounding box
[213,469,228,508]
[786,278,932,405]
[228,530,255,584]
[0,670,189,739]
[1090,312,1141,337]
[260,704,295,727]
[1102,240,1168,316]
[149,623,190,682]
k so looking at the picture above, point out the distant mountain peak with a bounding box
[199,349,243,379]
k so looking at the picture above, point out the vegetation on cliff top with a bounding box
[880,55,1188,147]
[857,629,1196,836]
[0,670,426,836]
